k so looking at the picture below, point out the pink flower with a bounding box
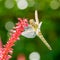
[0,18,28,60]
[17,54,26,60]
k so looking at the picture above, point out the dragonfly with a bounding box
[22,10,52,50]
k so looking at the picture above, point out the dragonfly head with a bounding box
[29,19,38,32]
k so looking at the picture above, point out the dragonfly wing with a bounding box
[22,27,36,38]
[38,22,42,29]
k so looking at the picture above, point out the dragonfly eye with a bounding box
[29,19,35,25]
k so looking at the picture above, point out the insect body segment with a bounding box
[37,32,52,50]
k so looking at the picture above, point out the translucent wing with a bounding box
[37,22,42,32]
[21,25,36,38]
[38,22,42,29]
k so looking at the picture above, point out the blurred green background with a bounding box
[0,0,60,60]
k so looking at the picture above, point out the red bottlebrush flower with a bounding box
[0,38,3,49]
[0,18,28,60]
